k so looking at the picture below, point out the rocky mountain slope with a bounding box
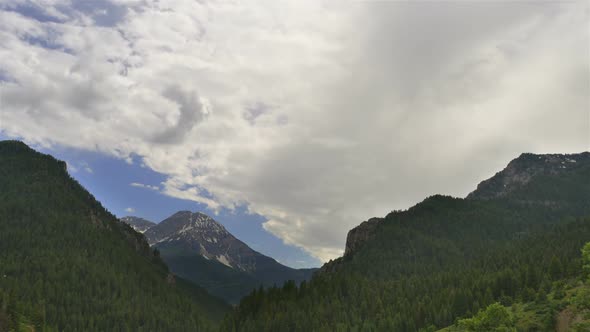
[120,216,156,233]
[145,211,252,270]
[467,152,590,200]
[126,211,316,303]
[343,217,382,257]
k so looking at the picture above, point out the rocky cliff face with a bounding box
[344,217,382,257]
[467,152,590,200]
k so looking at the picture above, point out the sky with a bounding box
[0,0,588,267]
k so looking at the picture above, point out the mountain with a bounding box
[222,151,590,331]
[120,216,156,233]
[467,152,590,200]
[145,211,242,269]
[339,152,590,262]
[155,242,262,304]
[0,140,229,331]
[143,211,316,303]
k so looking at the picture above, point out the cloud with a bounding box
[80,162,93,174]
[66,161,78,173]
[64,161,91,174]
[130,182,159,191]
[125,207,135,213]
[153,86,210,144]
[0,1,588,262]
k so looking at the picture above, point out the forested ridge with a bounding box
[0,140,229,331]
[222,153,590,331]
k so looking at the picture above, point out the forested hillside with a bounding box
[441,242,590,332]
[221,152,590,331]
[0,141,229,331]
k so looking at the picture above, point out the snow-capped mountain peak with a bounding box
[144,211,246,269]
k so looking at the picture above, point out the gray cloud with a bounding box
[153,86,209,144]
[243,102,271,125]
[0,0,587,262]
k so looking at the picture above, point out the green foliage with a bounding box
[581,242,590,279]
[457,303,515,332]
[573,321,590,332]
[0,141,229,331]
[573,287,590,310]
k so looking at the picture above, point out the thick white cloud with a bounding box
[0,0,588,262]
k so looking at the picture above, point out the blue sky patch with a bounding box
[2,3,66,23]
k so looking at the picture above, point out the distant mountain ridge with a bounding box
[467,152,590,200]
[122,210,316,303]
[145,211,247,269]
[121,216,156,233]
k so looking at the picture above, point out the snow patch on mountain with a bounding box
[216,255,232,268]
